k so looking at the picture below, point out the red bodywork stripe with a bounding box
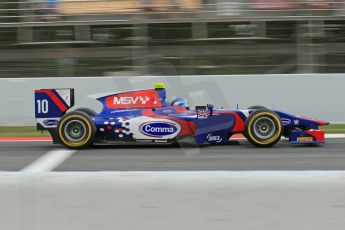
[141,109,245,135]
[305,130,325,142]
[215,111,245,133]
[36,89,68,112]
[231,113,245,133]
[0,137,52,142]
[141,109,195,136]
[105,89,162,109]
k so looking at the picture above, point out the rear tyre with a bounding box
[244,109,282,147]
[57,111,96,149]
[247,105,268,110]
[74,107,97,116]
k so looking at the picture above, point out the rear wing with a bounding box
[35,88,74,129]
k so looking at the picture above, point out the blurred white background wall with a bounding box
[0,74,344,125]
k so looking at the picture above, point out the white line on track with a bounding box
[21,149,75,172]
[3,170,345,177]
[326,134,345,138]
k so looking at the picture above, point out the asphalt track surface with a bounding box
[0,139,345,171]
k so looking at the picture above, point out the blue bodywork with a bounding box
[35,86,328,146]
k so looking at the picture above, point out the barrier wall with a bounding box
[0,74,344,125]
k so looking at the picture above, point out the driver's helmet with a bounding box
[171,98,189,109]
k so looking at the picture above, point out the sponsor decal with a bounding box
[139,121,179,138]
[113,96,150,105]
[294,119,300,125]
[207,134,223,143]
[127,116,182,140]
[136,139,153,143]
[155,140,168,143]
[281,118,291,125]
[105,90,162,109]
[197,109,210,119]
[43,119,58,126]
[162,109,174,114]
[297,137,313,142]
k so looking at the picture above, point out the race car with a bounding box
[34,83,329,149]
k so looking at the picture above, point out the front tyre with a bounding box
[247,105,268,110]
[244,109,282,147]
[57,111,96,149]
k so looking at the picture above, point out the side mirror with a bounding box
[207,104,214,116]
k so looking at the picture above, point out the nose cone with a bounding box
[298,115,329,126]
[318,120,330,126]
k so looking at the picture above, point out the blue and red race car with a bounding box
[35,83,329,149]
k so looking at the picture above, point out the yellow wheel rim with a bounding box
[58,114,92,148]
[247,111,282,145]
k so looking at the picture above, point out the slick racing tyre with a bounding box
[247,105,268,110]
[244,109,282,147]
[74,107,97,116]
[57,111,96,149]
